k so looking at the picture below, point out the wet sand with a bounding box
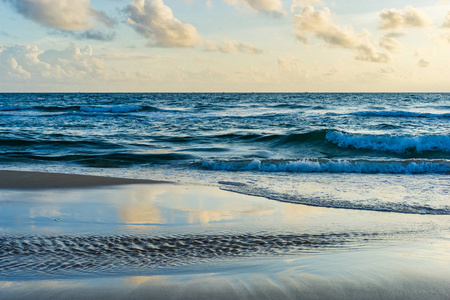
[0,171,449,299]
[0,170,169,189]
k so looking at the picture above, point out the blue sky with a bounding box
[0,0,449,92]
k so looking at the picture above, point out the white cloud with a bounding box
[0,44,107,81]
[3,0,114,31]
[379,36,403,52]
[379,6,432,31]
[355,44,392,63]
[293,6,362,48]
[442,12,450,28]
[277,57,299,70]
[293,6,392,63]
[125,0,201,48]
[291,0,324,13]
[223,0,286,17]
[418,58,430,67]
[204,40,263,54]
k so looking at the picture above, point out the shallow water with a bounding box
[0,185,448,280]
[0,93,448,214]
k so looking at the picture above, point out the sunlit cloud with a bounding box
[223,0,286,17]
[204,40,263,54]
[379,36,403,52]
[3,0,115,31]
[418,58,430,67]
[355,44,392,63]
[293,6,391,63]
[379,6,432,31]
[442,12,450,28]
[0,44,105,80]
[125,0,201,48]
[0,44,159,85]
[290,0,324,13]
[293,7,362,48]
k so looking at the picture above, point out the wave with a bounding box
[204,130,449,156]
[201,159,450,174]
[326,131,450,154]
[221,186,450,215]
[351,110,450,118]
[2,152,196,167]
[0,105,161,114]
[0,106,28,111]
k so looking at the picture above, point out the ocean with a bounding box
[1,93,448,215]
[1,93,450,296]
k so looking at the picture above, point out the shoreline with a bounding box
[0,170,171,189]
[0,170,448,299]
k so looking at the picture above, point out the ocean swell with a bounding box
[350,110,450,118]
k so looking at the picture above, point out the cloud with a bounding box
[379,6,432,31]
[291,0,324,13]
[293,6,391,63]
[293,6,362,48]
[355,44,392,63]
[223,0,286,17]
[125,0,201,48]
[204,40,263,54]
[379,36,403,52]
[442,12,450,28]
[0,44,107,81]
[3,0,115,31]
[418,58,430,68]
[60,30,117,41]
[1,31,12,37]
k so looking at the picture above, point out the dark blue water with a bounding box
[0,93,449,214]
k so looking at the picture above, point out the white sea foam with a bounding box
[201,159,449,174]
[326,131,450,154]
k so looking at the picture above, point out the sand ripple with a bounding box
[0,232,381,278]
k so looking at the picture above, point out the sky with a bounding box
[0,0,450,92]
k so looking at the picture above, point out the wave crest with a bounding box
[201,159,450,174]
[326,131,450,154]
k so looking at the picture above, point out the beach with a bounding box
[1,170,449,299]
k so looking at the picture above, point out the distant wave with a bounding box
[1,152,196,168]
[350,110,450,118]
[201,159,450,174]
[326,131,450,154]
[0,105,161,113]
[0,106,28,111]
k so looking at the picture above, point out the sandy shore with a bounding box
[0,171,449,299]
[0,170,170,189]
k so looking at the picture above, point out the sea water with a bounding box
[0,93,448,214]
[0,93,449,288]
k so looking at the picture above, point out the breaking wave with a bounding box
[201,159,450,174]
[326,131,450,154]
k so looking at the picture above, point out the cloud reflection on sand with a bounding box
[117,185,275,226]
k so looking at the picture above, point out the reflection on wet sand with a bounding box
[116,185,275,225]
